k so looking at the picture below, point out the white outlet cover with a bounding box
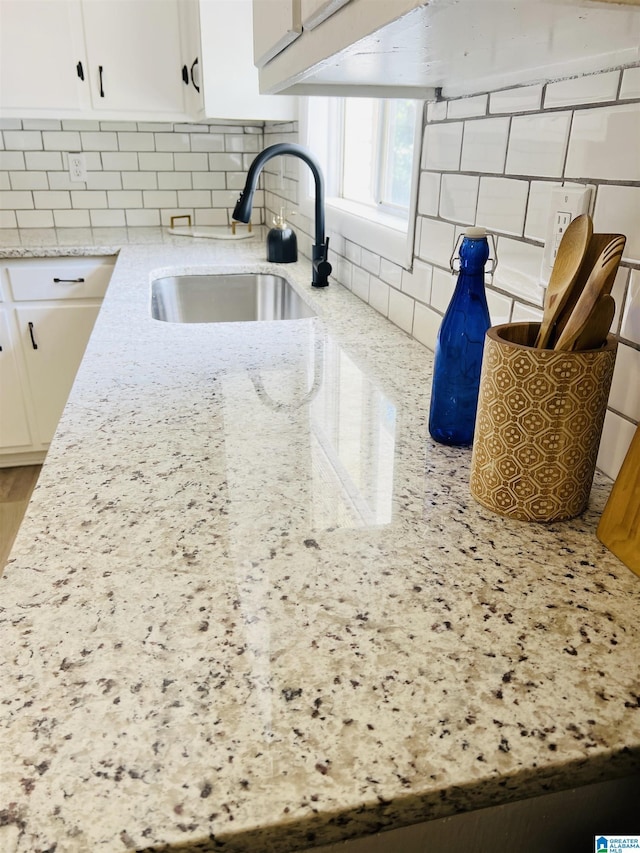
[68,152,87,182]
[541,185,592,282]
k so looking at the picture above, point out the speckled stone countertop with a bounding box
[1,229,639,853]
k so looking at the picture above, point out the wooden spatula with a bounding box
[572,293,616,351]
[535,213,592,349]
[597,423,640,577]
[554,235,625,351]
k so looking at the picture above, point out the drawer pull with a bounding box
[53,277,86,283]
[99,65,105,98]
[28,322,38,350]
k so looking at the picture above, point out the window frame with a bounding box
[299,96,424,269]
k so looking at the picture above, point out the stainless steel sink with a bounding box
[150,273,315,323]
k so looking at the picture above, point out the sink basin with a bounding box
[150,273,315,323]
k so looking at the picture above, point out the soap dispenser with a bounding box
[267,208,298,263]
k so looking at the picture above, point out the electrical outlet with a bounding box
[68,152,87,182]
[541,185,592,281]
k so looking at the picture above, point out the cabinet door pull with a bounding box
[181,64,189,85]
[28,322,38,350]
[99,65,105,98]
[53,277,85,284]
[190,57,200,92]
[76,61,85,81]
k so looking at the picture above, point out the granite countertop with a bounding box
[1,229,639,853]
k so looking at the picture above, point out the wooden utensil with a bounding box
[597,422,640,577]
[554,235,625,351]
[535,213,593,348]
[572,293,616,351]
[553,232,623,343]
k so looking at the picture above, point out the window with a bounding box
[301,96,423,267]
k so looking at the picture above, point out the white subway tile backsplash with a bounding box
[42,131,81,151]
[24,151,62,170]
[191,134,226,153]
[10,172,48,190]
[379,258,402,289]
[412,302,441,350]
[447,95,487,119]
[510,302,543,322]
[361,248,380,276]
[609,343,640,421]
[90,209,125,227]
[122,171,158,190]
[53,209,90,228]
[597,410,637,480]
[544,71,620,108]
[16,210,53,228]
[178,190,212,208]
[430,266,456,313]
[102,152,139,171]
[486,288,513,325]
[345,240,362,266]
[158,172,192,190]
[351,266,370,302]
[388,289,414,334]
[211,190,242,208]
[126,209,161,227]
[427,101,447,123]
[400,259,432,303]
[0,190,33,209]
[610,266,629,332]
[493,237,545,305]
[0,172,9,191]
[69,190,105,209]
[0,210,17,227]
[0,151,25,170]
[86,172,122,191]
[566,104,640,182]
[524,180,561,242]
[107,190,143,209]
[476,176,528,236]
[423,122,463,171]
[138,152,173,171]
[368,276,390,316]
[506,112,571,177]
[226,134,259,152]
[489,84,543,114]
[3,131,42,150]
[193,209,229,227]
[174,153,208,171]
[117,132,155,152]
[621,269,640,345]
[142,190,177,208]
[418,217,455,267]
[461,118,509,175]
[417,171,440,216]
[593,184,640,262]
[439,173,479,224]
[155,133,190,152]
[81,131,117,151]
[34,190,71,209]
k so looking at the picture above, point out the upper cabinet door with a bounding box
[253,0,302,68]
[0,0,88,113]
[301,0,351,30]
[81,0,186,115]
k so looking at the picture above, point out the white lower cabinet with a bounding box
[16,304,101,446]
[0,307,32,452]
[0,257,114,466]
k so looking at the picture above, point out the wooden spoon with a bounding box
[554,236,625,351]
[535,213,593,348]
[572,293,616,351]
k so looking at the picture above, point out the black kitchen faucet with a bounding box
[232,143,332,288]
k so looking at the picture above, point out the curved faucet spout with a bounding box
[232,143,332,288]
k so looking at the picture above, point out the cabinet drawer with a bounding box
[7,257,114,301]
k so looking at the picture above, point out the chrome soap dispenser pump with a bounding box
[267,208,298,263]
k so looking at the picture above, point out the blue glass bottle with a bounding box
[429,227,492,446]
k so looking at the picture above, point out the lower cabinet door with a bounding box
[16,304,100,445]
[0,307,32,450]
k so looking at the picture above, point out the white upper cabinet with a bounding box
[0,0,295,122]
[253,0,302,68]
[196,0,296,121]
[80,0,186,117]
[256,0,640,99]
[301,0,351,31]
[0,0,89,113]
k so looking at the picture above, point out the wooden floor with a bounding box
[0,465,41,573]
